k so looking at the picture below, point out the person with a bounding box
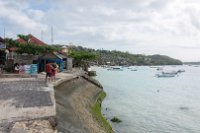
[14,63,20,74]
[0,63,4,74]
[51,63,58,82]
[45,63,52,82]
[19,63,25,74]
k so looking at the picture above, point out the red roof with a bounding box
[28,34,46,46]
[16,38,26,44]
[16,34,46,46]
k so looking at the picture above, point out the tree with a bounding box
[69,51,98,70]
[5,38,60,55]
[17,34,29,42]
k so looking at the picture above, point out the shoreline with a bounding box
[54,73,114,133]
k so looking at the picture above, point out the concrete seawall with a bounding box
[0,70,112,133]
[54,75,107,133]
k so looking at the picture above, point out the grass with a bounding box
[91,90,114,133]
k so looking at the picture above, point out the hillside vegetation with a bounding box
[69,46,183,66]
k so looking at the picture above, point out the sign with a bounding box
[25,65,31,74]
[0,42,6,49]
[30,64,38,74]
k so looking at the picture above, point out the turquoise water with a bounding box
[94,66,200,133]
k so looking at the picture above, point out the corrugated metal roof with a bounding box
[53,52,68,59]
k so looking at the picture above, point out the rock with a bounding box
[110,117,122,123]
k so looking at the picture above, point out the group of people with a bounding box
[45,63,59,82]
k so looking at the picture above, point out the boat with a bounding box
[107,67,123,71]
[156,73,177,77]
[149,66,160,68]
[156,67,164,71]
[131,69,137,71]
[177,69,185,73]
[162,70,178,74]
[156,70,178,77]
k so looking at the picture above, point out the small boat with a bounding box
[107,67,123,71]
[149,66,160,68]
[131,69,137,71]
[156,70,178,77]
[156,67,164,71]
[177,69,185,73]
[162,70,178,74]
[156,73,177,77]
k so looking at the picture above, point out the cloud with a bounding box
[1,0,200,61]
[0,1,47,37]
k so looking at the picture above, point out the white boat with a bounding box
[162,70,178,74]
[156,67,164,71]
[156,73,177,77]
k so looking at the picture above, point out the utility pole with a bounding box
[51,26,54,45]
[41,30,43,41]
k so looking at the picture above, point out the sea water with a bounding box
[94,66,200,133]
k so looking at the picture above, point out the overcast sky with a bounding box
[1,0,200,61]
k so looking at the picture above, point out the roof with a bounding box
[39,52,69,59]
[53,52,68,59]
[28,34,46,46]
[16,38,26,44]
[16,34,46,46]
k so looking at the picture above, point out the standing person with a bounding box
[51,63,58,82]
[0,63,3,74]
[45,63,52,82]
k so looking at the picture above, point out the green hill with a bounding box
[68,46,183,66]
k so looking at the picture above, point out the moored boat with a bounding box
[156,73,177,77]
[131,69,137,71]
[107,67,123,71]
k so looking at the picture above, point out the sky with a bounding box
[1,0,200,61]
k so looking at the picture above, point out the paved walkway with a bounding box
[0,69,86,132]
[0,77,56,132]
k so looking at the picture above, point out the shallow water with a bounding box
[94,65,200,133]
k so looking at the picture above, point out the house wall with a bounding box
[66,58,73,71]
[14,54,39,65]
[6,54,39,72]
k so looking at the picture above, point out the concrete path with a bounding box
[0,77,56,132]
[0,68,87,133]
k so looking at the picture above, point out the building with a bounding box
[38,52,73,72]
[16,34,46,46]
[5,34,47,72]
[0,37,7,65]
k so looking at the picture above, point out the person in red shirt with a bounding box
[45,63,52,82]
